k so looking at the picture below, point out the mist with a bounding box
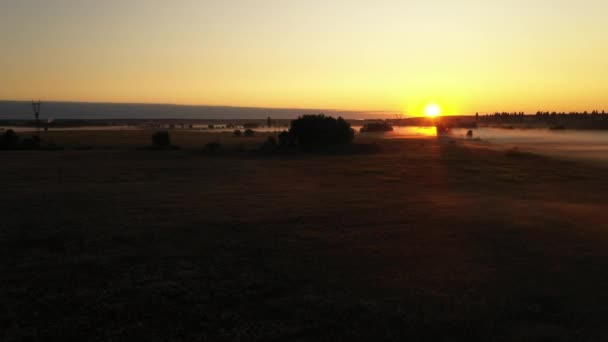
[457,127,608,164]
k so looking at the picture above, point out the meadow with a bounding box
[2,130,608,341]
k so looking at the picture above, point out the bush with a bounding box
[233,129,242,137]
[360,122,393,133]
[278,130,295,148]
[0,129,19,149]
[0,130,42,150]
[289,114,354,150]
[151,131,171,149]
[244,129,255,137]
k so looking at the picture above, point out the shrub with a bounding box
[151,131,171,149]
[233,129,242,137]
[0,130,45,150]
[244,129,255,137]
[289,114,354,150]
[360,122,394,133]
[0,129,19,149]
[278,130,295,148]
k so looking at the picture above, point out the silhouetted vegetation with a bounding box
[278,130,296,148]
[1,129,19,149]
[0,129,41,150]
[151,131,173,149]
[397,110,608,131]
[474,110,608,129]
[288,114,354,150]
[436,124,450,135]
[233,129,242,137]
[244,129,255,137]
[360,122,394,133]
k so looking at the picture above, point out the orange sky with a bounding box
[2,0,607,116]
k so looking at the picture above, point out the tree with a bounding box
[289,114,354,150]
[267,116,272,128]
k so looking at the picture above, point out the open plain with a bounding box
[2,130,608,341]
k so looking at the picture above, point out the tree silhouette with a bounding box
[289,114,354,150]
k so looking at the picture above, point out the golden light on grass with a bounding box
[424,103,442,117]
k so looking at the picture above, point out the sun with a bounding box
[424,103,442,117]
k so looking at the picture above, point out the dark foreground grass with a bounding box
[2,132,608,341]
[39,129,276,150]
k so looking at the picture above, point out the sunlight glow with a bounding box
[424,104,442,117]
[3,2,608,114]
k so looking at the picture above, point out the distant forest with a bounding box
[475,110,608,129]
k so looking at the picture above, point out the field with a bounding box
[2,130,608,341]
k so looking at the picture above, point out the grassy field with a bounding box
[39,129,279,149]
[2,130,608,341]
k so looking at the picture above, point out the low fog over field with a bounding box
[455,127,608,164]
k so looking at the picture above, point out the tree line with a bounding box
[476,110,608,123]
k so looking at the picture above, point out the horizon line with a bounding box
[0,99,397,115]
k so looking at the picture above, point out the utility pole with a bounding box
[32,100,41,138]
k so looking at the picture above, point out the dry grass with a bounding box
[2,131,608,341]
[39,129,275,150]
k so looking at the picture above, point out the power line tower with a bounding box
[32,100,41,137]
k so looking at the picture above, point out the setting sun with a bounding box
[424,104,442,117]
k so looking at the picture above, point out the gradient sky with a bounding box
[1,0,607,115]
